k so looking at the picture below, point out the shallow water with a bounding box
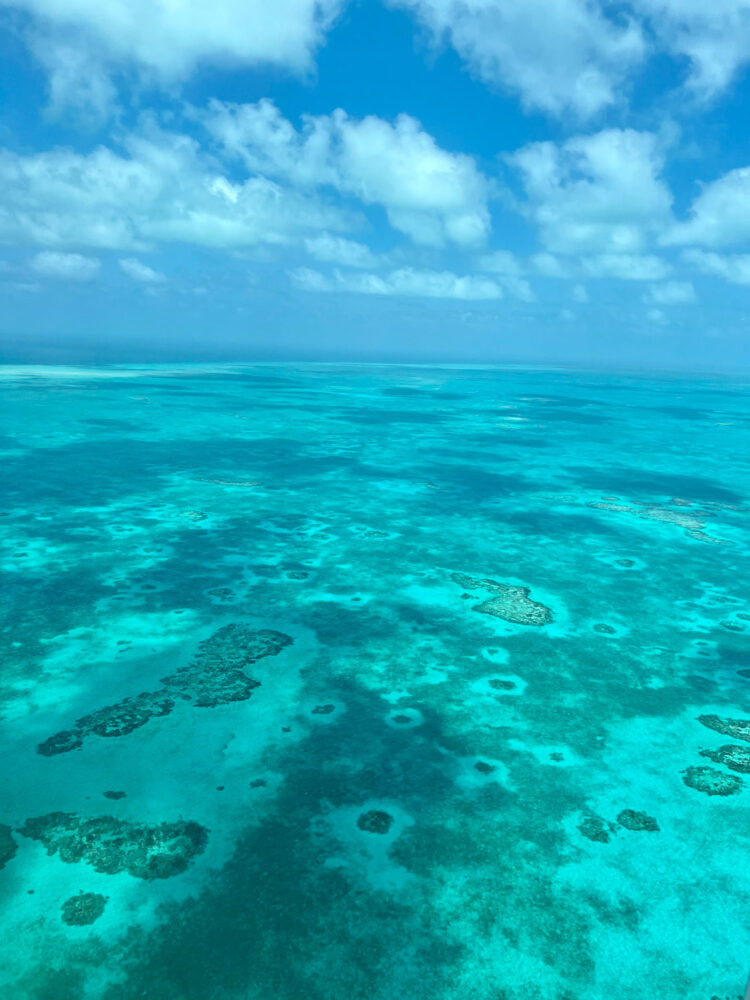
[1,363,749,1000]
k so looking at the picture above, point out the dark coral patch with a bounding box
[0,824,18,870]
[61,892,107,926]
[312,704,336,715]
[357,810,394,835]
[578,815,614,844]
[452,573,553,626]
[700,744,750,774]
[474,761,496,775]
[682,766,743,797]
[593,623,617,635]
[489,678,516,691]
[103,791,126,800]
[617,809,659,832]
[38,625,293,755]
[697,714,750,744]
[19,812,208,879]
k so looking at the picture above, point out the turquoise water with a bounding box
[1,363,749,1000]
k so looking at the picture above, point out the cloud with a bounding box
[475,250,534,300]
[390,0,644,119]
[579,253,671,280]
[202,100,490,246]
[571,283,589,302]
[290,266,502,299]
[119,257,166,283]
[683,249,750,284]
[0,124,355,253]
[663,166,750,248]
[304,233,381,268]
[6,0,342,80]
[509,129,673,255]
[642,280,696,304]
[29,250,100,280]
[633,0,750,100]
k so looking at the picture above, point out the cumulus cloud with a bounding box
[632,0,750,100]
[5,0,342,79]
[29,249,100,280]
[390,0,644,119]
[290,266,502,299]
[642,280,695,304]
[119,257,166,283]
[579,253,671,280]
[475,250,534,300]
[663,166,750,248]
[509,128,673,255]
[0,125,355,253]
[202,100,490,247]
[304,233,381,268]
[683,249,750,285]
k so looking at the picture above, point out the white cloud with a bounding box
[509,129,673,255]
[683,249,750,285]
[475,250,534,300]
[663,166,750,248]
[290,266,502,299]
[531,253,572,278]
[580,253,671,280]
[0,125,354,253]
[390,0,644,118]
[202,100,490,247]
[119,257,166,283]
[29,35,117,122]
[6,0,342,79]
[642,280,695,304]
[633,0,750,100]
[304,233,381,268]
[30,249,100,280]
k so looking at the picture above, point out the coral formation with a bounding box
[587,500,723,543]
[489,678,517,691]
[578,815,615,844]
[19,812,208,879]
[0,824,17,870]
[700,744,750,774]
[38,625,293,755]
[312,704,335,715]
[697,714,750,743]
[61,892,107,926]
[474,761,496,775]
[593,623,617,635]
[617,809,659,832]
[682,766,743,797]
[103,791,126,800]
[357,810,394,835]
[452,573,553,626]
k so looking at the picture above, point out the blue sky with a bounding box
[1,0,750,368]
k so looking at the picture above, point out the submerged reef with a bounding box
[698,714,750,743]
[38,625,293,756]
[682,766,743,797]
[617,809,659,832]
[61,892,108,926]
[700,744,750,773]
[19,812,208,879]
[586,499,724,543]
[0,824,18,870]
[452,573,553,626]
[578,815,616,844]
[357,810,394,835]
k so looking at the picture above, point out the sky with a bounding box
[1,0,750,368]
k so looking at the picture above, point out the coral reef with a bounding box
[61,892,107,926]
[593,623,617,635]
[103,791,126,800]
[357,810,394,835]
[489,678,517,691]
[0,824,17,870]
[617,809,659,832]
[700,745,750,774]
[578,815,615,844]
[587,500,723,543]
[697,714,750,743]
[452,573,553,626]
[312,704,335,715]
[19,812,208,879]
[38,625,293,755]
[474,761,496,775]
[682,766,743,797]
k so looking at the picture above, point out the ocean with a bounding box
[1,363,749,999]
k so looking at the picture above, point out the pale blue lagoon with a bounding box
[1,363,749,999]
